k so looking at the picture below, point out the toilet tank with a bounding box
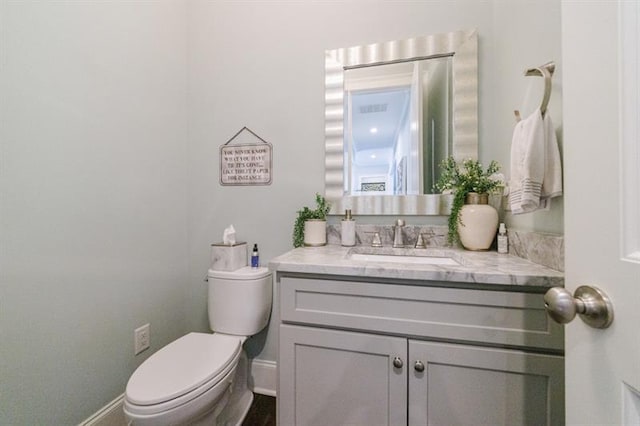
[207,266,272,336]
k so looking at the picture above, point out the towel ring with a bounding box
[514,61,555,121]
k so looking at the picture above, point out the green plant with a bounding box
[435,157,502,245]
[292,193,331,248]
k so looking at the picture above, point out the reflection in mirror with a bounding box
[344,57,452,196]
[325,29,477,215]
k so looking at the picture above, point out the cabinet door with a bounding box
[279,324,407,426]
[408,340,564,426]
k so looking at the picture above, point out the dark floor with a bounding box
[242,394,276,426]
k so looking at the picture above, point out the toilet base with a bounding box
[216,350,254,425]
[189,350,254,426]
[196,389,252,426]
[125,350,254,426]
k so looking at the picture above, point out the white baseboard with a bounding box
[250,359,277,397]
[78,393,126,426]
[79,360,277,425]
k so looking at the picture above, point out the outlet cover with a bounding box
[134,323,150,355]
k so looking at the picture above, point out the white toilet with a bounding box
[123,266,272,426]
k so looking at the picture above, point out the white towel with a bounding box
[509,108,562,214]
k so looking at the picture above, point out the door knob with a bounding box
[544,285,614,329]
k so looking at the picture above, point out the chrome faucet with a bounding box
[392,219,405,248]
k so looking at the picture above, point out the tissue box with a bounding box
[210,242,247,271]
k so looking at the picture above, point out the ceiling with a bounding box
[349,87,411,166]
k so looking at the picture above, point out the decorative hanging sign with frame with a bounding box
[220,126,273,186]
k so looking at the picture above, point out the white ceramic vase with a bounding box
[304,219,327,246]
[458,193,498,251]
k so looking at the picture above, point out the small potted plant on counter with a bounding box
[293,193,331,248]
[435,157,503,250]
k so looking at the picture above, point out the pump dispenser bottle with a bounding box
[341,209,356,247]
[497,223,508,254]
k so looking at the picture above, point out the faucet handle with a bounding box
[365,232,383,247]
[414,233,427,249]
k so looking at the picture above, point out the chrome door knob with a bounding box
[544,287,578,324]
[414,360,425,372]
[544,285,614,329]
[392,356,403,368]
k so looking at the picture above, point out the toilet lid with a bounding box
[126,332,241,406]
[207,266,271,280]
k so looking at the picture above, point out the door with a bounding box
[562,1,640,424]
[408,340,563,425]
[278,325,407,426]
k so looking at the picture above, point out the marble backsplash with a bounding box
[508,229,564,272]
[327,224,448,249]
[327,224,564,272]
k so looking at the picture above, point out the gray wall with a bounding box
[489,0,564,233]
[0,2,189,424]
[187,0,562,364]
[1,1,562,423]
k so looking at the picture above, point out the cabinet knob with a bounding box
[544,285,614,329]
[392,356,403,368]
[414,360,425,372]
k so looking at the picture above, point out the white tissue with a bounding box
[223,225,236,245]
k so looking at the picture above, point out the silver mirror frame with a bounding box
[325,29,478,215]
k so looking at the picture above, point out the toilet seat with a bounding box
[125,332,241,416]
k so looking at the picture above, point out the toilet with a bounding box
[123,266,272,426]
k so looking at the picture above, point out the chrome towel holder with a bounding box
[514,61,556,121]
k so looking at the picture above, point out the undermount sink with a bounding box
[347,247,463,266]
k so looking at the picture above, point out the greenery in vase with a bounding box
[435,157,502,245]
[292,193,331,248]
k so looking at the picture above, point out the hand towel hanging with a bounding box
[509,108,562,214]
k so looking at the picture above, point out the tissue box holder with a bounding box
[210,242,247,271]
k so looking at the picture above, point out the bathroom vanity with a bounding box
[270,245,565,426]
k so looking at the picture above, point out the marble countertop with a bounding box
[269,245,564,288]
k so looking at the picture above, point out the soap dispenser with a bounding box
[497,223,508,254]
[341,209,356,247]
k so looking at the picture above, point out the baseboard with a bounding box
[250,358,277,397]
[78,393,126,426]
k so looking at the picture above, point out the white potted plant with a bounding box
[292,193,331,247]
[435,157,503,250]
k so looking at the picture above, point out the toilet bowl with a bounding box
[124,266,272,426]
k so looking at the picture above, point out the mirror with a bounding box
[325,29,478,215]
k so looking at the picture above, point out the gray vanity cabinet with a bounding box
[279,325,407,425]
[408,340,564,425]
[277,274,565,426]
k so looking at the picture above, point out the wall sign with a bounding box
[220,127,272,186]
